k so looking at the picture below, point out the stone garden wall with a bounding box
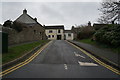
[3,24,47,45]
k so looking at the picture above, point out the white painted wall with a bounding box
[64,33,74,40]
[45,29,64,40]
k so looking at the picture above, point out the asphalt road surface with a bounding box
[3,40,119,78]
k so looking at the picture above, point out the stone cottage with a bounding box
[3,9,47,45]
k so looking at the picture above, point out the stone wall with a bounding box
[3,24,47,45]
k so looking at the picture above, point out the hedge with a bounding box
[94,24,120,47]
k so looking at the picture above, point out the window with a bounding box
[58,30,61,33]
[34,30,36,34]
[40,32,41,35]
[48,35,51,38]
[49,30,52,33]
[68,33,71,37]
[52,35,54,38]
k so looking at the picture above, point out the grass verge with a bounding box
[78,39,120,54]
[2,40,49,64]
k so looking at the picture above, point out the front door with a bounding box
[64,35,66,40]
[57,35,62,40]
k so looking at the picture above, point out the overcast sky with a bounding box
[0,0,102,30]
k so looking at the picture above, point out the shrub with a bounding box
[3,20,12,28]
[12,21,27,32]
[77,26,95,39]
[94,24,120,47]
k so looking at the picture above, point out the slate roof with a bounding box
[15,9,43,27]
[15,13,36,23]
[45,25,64,29]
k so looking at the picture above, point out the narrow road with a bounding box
[3,40,119,78]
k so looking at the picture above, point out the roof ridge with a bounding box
[15,13,43,27]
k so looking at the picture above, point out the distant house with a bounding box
[93,24,108,30]
[45,25,64,40]
[45,25,74,40]
[64,30,74,40]
[71,26,81,39]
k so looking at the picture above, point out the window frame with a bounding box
[68,33,71,37]
[48,35,51,38]
[34,30,36,34]
[52,35,54,38]
[49,30,53,33]
[58,30,61,33]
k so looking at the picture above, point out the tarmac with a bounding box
[69,40,120,69]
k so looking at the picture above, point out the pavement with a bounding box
[69,40,120,68]
[2,40,119,78]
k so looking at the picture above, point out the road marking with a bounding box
[78,61,98,66]
[66,41,120,75]
[0,41,52,77]
[64,64,68,70]
[74,52,85,58]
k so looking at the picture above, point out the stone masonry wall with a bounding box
[3,24,47,45]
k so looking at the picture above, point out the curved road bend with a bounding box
[3,40,119,78]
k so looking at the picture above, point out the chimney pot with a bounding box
[23,9,27,14]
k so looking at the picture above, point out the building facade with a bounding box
[45,25,74,40]
[45,25,64,40]
[64,30,74,40]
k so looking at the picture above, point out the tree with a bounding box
[12,21,27,32]
[3,20,12,28]
[98,0,120,24]
[77,26,95,39]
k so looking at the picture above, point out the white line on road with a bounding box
[74,52,85,58]
[78,61,98,66]
[64,64,68,70]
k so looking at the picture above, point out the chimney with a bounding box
[23,9,27,14]
[72,26,74,29]
[88,21,91,27]
[34,18,37,21]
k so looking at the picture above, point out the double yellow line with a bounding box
[67,41,120,75]
[0,41,52,77]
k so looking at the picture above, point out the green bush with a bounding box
[3,20,12,28]
[77,26,95,39]
[94,24,120,47]
[12,21,27,32]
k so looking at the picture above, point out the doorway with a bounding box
[57,35,62,40]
